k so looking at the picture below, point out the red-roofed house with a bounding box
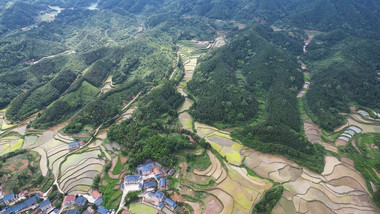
[91,190,102,200]
[78,141,85,146]
[64,195,75,206]
[153,167,161,176]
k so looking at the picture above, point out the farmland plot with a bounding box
[0,134,24,155]
[244,151,379,213]
[58,148,104,194]
[23,135,39,148]
[60,149,102,173]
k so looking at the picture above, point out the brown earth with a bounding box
[204,195,223,214]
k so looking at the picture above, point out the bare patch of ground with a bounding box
[204,195,223,214]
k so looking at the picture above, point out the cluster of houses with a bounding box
[358,110,380,122]
[337,126,362,143]
[122,161,177,212]
[68,141,85,151]
[63,189,114,214]
[0,191,58,214]
[0,188,114,214]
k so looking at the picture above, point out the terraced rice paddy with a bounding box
[181,113,379,213]
[243,150,379,213]
[195,122,244,165]
[0,134,24,155]
[57,148,104,194]
[304,122,338,153]
[60,149,101,173]
[181,149,272,214]
[23,135,39,148]
[177,98,194,112]
[179,112,193,130]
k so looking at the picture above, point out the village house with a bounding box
[124,175,142,184]
[142,191,165,207]
[164,198,177,210]
[0,193,16,205]
[3,194,40,214]
[89,189,103,206]
[78,141,85,146]
[69,142,80,151]
[153,167,162,178]
[68,141,85,151]
[143,180,157,191]
[159,178,166,190]
[39,199,52,212]
[138,162,154,177]
[75,196,87,207]
[94,197,103,206]
[64,195,75,206]
[123,175,143,192]
[97,206,109,214]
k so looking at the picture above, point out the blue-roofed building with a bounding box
[53,208,60,213]
[82,211,91,214]
[24,194,39,207]
[97,206,108,214]
[67,210,80,214]
[69,142,80,150]
[3,194,39,214]
[164,198,177,209]
[0,193,16,205]
[143,191,165,206]
[124,175,142,184]
[39,199,52,211]
[120,183,124,190]
[143,180,156,190]
[158,202,164,210]
[94,197,103,206]
[140,162,154,176]
[159,178,166,190]
[75,197,87,206]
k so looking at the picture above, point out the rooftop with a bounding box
[125,175,141,183]
[150,191,165,200]
[144,180,157,189]
[94,197,103,206]
[75,196,87,206]
[160,178,166,187]
[1,193,15,202]
[64,195,75,202]
[39,199,51,209]
[97,206,108,214]
[91,190,102,200]
[164,198,177,208]
[69,142,79,147]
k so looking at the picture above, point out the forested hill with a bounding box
[188,25,325,172]
[2,0,379,37]
[97,0,380,38]
[0,0,379,170]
